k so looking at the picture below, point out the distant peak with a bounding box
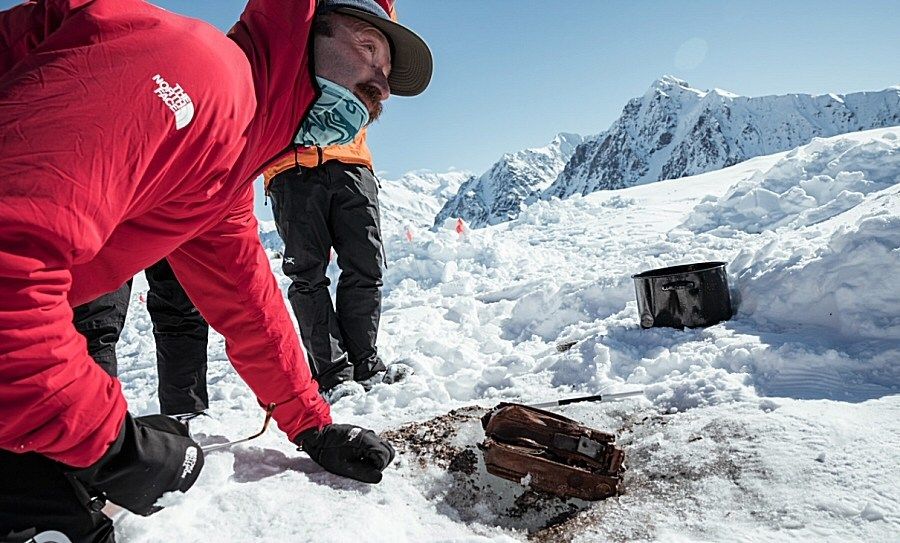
[711,87,740,98]
[544,133,584,157]
[646,75,705,99]
[654,75,691,89]
[552,132,584,145]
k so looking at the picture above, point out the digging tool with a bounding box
[200,403,276,453]
[526,390,644,409]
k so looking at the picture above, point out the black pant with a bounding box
[268,161,385,391]
[72,259,209,414]
[0,450,114,543]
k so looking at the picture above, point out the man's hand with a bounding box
[295,424,395,483]
[69,413,204,515]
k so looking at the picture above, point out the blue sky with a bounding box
[3,0,898,180]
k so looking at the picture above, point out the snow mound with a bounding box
[677,128,900,343]
[734,199,900,341]
[685,129,899,233]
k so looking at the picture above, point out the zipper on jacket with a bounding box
[316,146,324,167]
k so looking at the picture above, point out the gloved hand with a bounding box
[68,413,204,515]
[295,424,395,483]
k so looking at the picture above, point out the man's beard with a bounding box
[357,83,384,123]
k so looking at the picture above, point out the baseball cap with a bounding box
[317,0,433,96]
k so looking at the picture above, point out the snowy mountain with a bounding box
[543,76,900,198]
[433,133,584,228]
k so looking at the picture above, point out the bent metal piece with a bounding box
[201,403,277,453]
[479,403,625,501]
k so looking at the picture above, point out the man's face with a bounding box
[314,14,392,123]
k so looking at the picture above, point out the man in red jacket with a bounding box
[0,0,432,541]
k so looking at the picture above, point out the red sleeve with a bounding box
[0,199,127,469]
[167,187,332,441]
[0,1,141,467]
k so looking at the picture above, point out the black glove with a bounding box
[295,424,395,484]
[68,413,204,516]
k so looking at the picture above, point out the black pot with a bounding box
[632,262,732,329]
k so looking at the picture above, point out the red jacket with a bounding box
[0,0,331,468]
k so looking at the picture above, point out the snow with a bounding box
[111,127,898,541]
[684,130,899,233]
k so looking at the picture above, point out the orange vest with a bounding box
[263,129,374,186]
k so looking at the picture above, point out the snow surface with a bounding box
[111,128,898,542]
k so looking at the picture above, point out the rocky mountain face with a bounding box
[433,133,584,228]
[544,76,900,198]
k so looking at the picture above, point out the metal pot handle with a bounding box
[661,280,695,291]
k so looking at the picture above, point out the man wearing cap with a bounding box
[263,2,399,394]
[0,0,432,541]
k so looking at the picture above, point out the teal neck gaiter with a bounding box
[295,77,370,147]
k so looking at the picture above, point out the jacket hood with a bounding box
[226,0,320,184]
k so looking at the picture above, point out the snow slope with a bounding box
[113,127,898,542]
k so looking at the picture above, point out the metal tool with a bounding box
[201,402,277,453]
[527,390,644,409]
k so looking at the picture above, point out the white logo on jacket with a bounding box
[152,74,194,130]
[180,446,198,480]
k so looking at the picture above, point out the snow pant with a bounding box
[72,259,209,415]
[267,160,385,391]
[0,449,115,543]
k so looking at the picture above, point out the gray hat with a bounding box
[317,0,433,96]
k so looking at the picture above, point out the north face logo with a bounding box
[152,74,194,130]
[180,446,198,480]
